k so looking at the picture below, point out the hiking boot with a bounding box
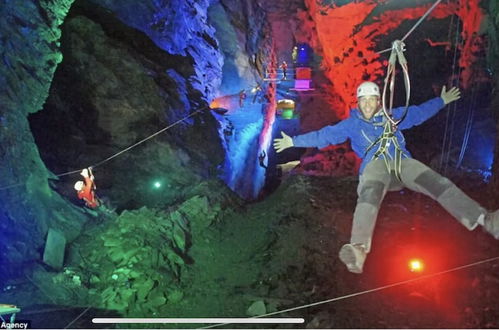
[339,243,367,274]
[484,210,499,239]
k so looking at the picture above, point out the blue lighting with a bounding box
[296,43,312,66]
[457,120,495,181]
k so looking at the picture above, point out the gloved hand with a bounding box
[273,131,293,153]
[80,168,89,178]
[441,86,461,105]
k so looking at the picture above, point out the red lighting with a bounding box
[408,258,425,273]
[304,0,483,111]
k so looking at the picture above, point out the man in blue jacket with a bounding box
[273,81,499,274]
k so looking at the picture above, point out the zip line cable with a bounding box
[0,0,448,191]
[374,0,465,174]
[25,273,92,329]
[22,254,499,329]
[439,15,462,174]
[375,0,445,128]
[456,83,477,168]
[377,0,444,55]
[0,107,207,191]
[201,255,499,329]
[400,0,444,43]
[76,107,206,171]
[446,11,455,54]
[63,306,92,329]
[442,76,461,174]
[442,14,460,155]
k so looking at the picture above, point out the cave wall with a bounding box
[280,0,495,179]
[4,0,495,282]
[0,0,233,278]
[487,0,499,206]
[88,0,223,102]
[303,0,484,115]
[209,0,266,95]
[29,1,226,210]
[0,0,86,280]
[208,0,277,199]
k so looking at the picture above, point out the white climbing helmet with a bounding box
[357,81,380,98]
[74,181,84,191]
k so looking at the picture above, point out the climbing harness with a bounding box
[367,0,446,179]
[364,118,407,181]
[0,107,207,191]
[75,167,100,208]
[364,39,410,180]
[376,0,446,124]
[201,255,499,329]
[381,40,411,127]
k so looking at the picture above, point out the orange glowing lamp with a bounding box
[408,258,425,273]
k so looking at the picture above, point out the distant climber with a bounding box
[274,81,499,274]
[74,167,100,208]
[280,61,288,80]
[253,83,263,104]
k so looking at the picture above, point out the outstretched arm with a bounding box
[273,120,350,153]
[396,85,461,130]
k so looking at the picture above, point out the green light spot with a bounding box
[154,182,161,189]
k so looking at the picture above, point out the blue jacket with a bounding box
[292,97,445,174]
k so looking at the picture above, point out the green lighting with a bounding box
[153,181,161,189]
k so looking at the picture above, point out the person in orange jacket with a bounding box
[74,167,100,208]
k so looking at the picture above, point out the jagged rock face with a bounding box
[29,3,225,210]
[0,0,87,281]
[210,0,267,95]
[207,0,278,199]
[0,0,228,277]
[217,0,267,53]
[263,0,496,180]
[88,0,223,102]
